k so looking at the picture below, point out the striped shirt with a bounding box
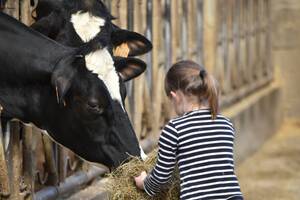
[144,109,243,200]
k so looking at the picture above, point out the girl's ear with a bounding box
[170,91,177,99]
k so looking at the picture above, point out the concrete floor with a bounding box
[237,119,300,200]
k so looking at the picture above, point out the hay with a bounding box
[105,149,180,200]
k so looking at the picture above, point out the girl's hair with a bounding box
[164,60,220,119]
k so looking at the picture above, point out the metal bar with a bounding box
[196,0,204,65]
[181,0,188,59]
[127,0,134,31]
[164,0,172,70]
[34,166,107,200]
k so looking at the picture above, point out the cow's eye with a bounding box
[87,101,104,114]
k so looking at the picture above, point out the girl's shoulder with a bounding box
[169,113,191,125]
[170,109,212,124]
[170,110,234,128]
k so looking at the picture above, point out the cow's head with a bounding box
[32,0,152,57]
[49,49,148,168]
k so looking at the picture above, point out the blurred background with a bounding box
[1,0,300,199]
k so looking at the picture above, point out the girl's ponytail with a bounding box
[200,71,219,119]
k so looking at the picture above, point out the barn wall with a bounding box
[0,0,282,199]
[108,1,280,165]
[204,0,282,164]
[271,0,300,119]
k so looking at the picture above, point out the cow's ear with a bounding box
[51,55,80,105]
[114,57,146,82]
[111,28,152,57]
[31,11,64,38]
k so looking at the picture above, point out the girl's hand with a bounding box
[134,171,147,190]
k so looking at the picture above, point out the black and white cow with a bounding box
[30,0,152,160]
[0,11,144,168]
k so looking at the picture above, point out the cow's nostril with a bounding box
[88,101,98,108]
[87,100,104,114]
[87,99,99,108]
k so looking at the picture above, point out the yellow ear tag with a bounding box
[113,43,130,58]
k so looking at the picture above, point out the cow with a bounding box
[0,11,145,169]
[31,0,152,57]
[29,0,152,160]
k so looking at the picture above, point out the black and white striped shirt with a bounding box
[144,109,243,200]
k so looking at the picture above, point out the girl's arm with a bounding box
[138,121,178,196]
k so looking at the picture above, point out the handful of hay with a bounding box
[105,149,180,200]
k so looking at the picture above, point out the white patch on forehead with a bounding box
[85,48,124,110]
[70,11,105,42]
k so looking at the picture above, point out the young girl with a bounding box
[134,60,243,200]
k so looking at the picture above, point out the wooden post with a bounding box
[0,106,10,197]
[132,0,145,139]
[23,125,36,200]
[3,0,19,19]
[187,0,195,60]
[203,0,218,73]
[42,135,58,185]
[151,0,164,140]
[10,121,21,200]
[58,147,70,182]
[20,0,34,26]
[118,0,128,28]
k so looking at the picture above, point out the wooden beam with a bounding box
[203,0,218,73]
[132,0,145,139]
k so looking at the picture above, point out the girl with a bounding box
[134,60,243,200]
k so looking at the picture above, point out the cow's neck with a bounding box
[0,13,73,83]
[0,84,56,125]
